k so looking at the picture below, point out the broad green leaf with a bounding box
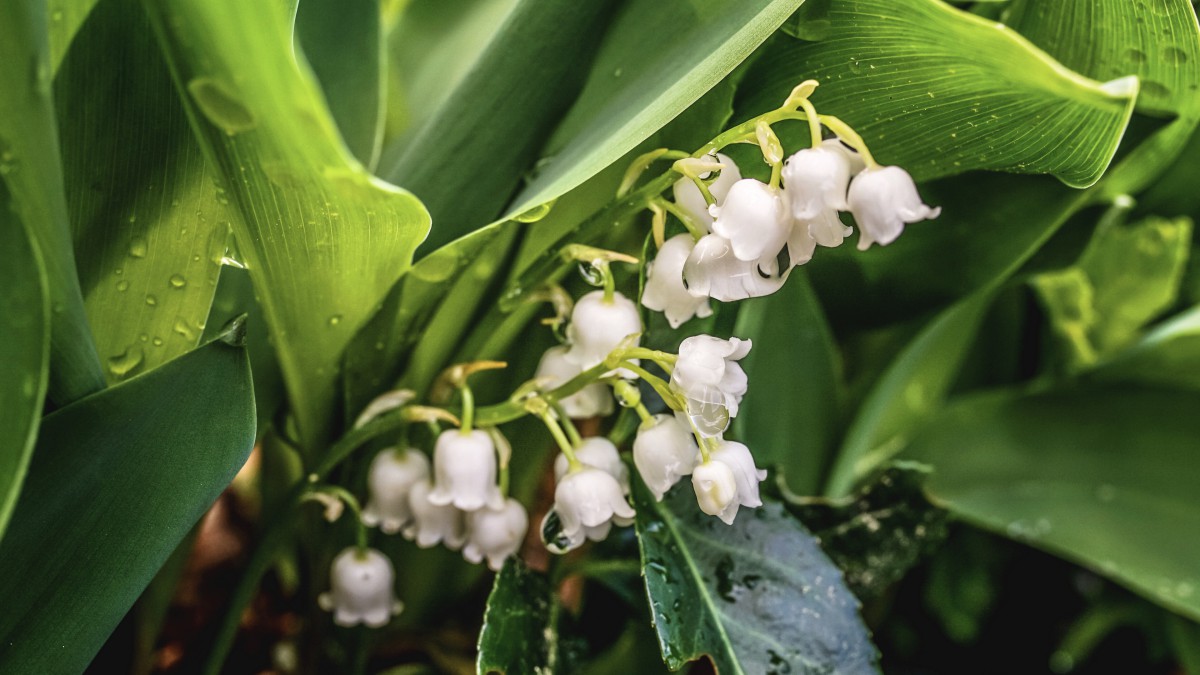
[633,480,879,674]
[824,290,995,496]
[57,0,231,383]
[0,209,49,541]
[295,0,385,167]
[783,467,949,600]
[143,0,431,449]
[1089,304,1200,391]
[47,0,102,73]
[382,0,617,252]
[0,327,255,674]
[1168,616,1200,674]
[734,271,842,496]
[904,386,1200,621]
[0,0,105,405]
[737,0,1137,188]
[477,559,569,674]
[1006,0,1200,198]
[506,0,806,217]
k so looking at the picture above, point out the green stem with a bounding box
[474,362,609,427]
[619,347,677,370]
[616,360,683,410]
[633,402,654,425]
[318,485,369,552]
[601,262,616,304]
[554,402,584,447]
[540,411,581,470]
[656,197,709,240]
[799,99,824,148]
[459,384,475,433]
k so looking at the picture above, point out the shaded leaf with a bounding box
[737,0,1137,188]
[904,386,1200,621]
[1090,304,1200,391]
[143,0,430,449]
[478,559,570,674]
[0,329,255,674]
[0,206,49,541]
[633,480,879,674]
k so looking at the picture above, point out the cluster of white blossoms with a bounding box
[643,142,939,326]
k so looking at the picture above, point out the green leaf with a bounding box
[143,0,431,449]
[57,0,231,383]
[825,290,995,496]
[783,467,949,600]
[633,480,879,674]
[0,0,106,405]
[477,559,568,674]
[47,0,102,73]
[734,270,842,496]
[1168,616,1200,675]
[1090,304,1200,390]
[904,386,1200,622]
[295,0,385,167]
[506,0,806,217]
[1006,0,1200,198]
[0,327,255,674]
[0,208,49,541]
[737,0,1137,188]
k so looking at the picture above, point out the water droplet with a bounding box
[187,77,256,134]
[327,314,343,327]
[0,149,19,175]
[51,9,64,22]
[107,346,145,378]
[767,650,792,674]
[848,58,864,74]
[577,261,605,287]
[129,236,148,258]
[1164,46,1190,65]
[715,556,737,601]
[116,280,130,292]
[513,200,556,223]
[169,274,187,289]
[152,336,164,346]
[1125,48,1148,64]
[1141,80,1172,99]
[219,256,247,269]
[145,294,158,306]
[173,317,197,341]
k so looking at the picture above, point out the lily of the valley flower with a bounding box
[633,414,699,501]
[554,437,630,495]
[670,335,752,437]
[554,466,635,545]
[564,290,643,370]
[847,165,940,250]
[535,345,614,418]
[362,448,429,534]
[318,547,403,627]
[462,498,529,571]
[710,179,790,264]
[683,234,785,303]
[641,234,713,328]
[404,479,467,549]
[692,441,766,524]
[428,429,504,512]
[672,152,742,230]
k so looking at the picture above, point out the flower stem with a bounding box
[540,410,581,471]
[655,197,708,240]
[799,98,824,148]
[459,384,475,433]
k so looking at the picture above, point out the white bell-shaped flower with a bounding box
[362,448,429,534]
[318,547,403,627]
[404,479,466,549]
[710,179,791,264]
[554,437,630,494]
[782,140,853,218]
[672,152,742,230]
[683,234,785,302]
[786,216,818,268]
[670,335,751,437]
[554,466,636,542]
[564,290,642,370]
[428,429,504,512]
[847,165,941,250]
[463,498,528,571]
[711,440,766,510]
[691,459,739,524]
[641,234,713,328]
[633,414,699,501]
[535,346,614,418]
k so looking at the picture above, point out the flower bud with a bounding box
[362,448,429,534]
[641,234,713,328]
[633,414,699,501]
[672,152,742,230]
[564,290,643,370]
[428,429,504,512]
[463,498,528,571]
[535,345,614,418]
[710,179,791,264]
[847,165,940,250]
[318,547,403,627]
[404,479,467,549]
[691,460,739,524]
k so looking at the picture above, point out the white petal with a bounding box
[691,460,739,524]
[711,441,765,508]
[324,547,401,627]
[683,235,785,302]
[711,179,791,263]
[564,290,642,369]
[671,153,742,230]
[847,166,940,251]
[781,145,852,220]
[633,414,700,500]
[536,346,614,418]
[642,234,712,329]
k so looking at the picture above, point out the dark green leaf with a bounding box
[734,270,842,496]
[143,0,431,449]
[0,207,49,541]
[0,0,105,405]
[1089,305,1200,391]
[0,329,255,674]
[783,467,949,599]
[633,480,880,674]
[904,386,1200,621]
[737,0,1137,188]
[478,559,567,674]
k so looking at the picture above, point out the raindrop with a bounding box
[145,294,158,306]
[152,337,164,347]
[187,77,257,134]
[169,274,187,289]
[1124,48,1148,64]
[0,150,18,176]
[513,200,556,223]
[173,317,197,340]
[116,280,130,292]
[107,346,144,378]
[51,9,63,22]
[328,314,343,327]
[1164,46,1190,65]
[577,261,605,287]
[848,59,864,74]
[1141,80,1172,99]
[129,236,148,258]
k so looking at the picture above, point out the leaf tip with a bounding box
[216,314,249,347]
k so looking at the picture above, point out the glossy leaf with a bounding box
[0,0,105,405]
[734,270,842,496]
[477,559,567,674]
[737,0,1137,188]
[825,290,995,496]
[0,328,255,674]
[143,0,431,448]
[57,0,231,383]
[633,480,879,674]
[904,386,1200,621]
[0,209,49,541]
